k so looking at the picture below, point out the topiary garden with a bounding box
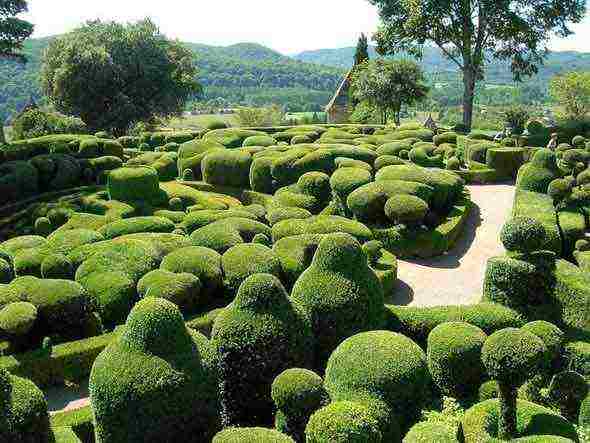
[0,122,588,442]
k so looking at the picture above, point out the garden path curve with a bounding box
[46,183,515,414]
[390,183,515,307]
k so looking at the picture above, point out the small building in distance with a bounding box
[325,70,353,124]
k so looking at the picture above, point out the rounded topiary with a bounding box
[0,368,52,442]
[290,233,385,370]
[325,330,430,428]
[478,380,499,401]
[547,178,572,205]
[0,302,37,335]
[291,135,312,145]
[403,421,458,443]
[243,135,277,147]
[521,321,564,370]
[481,328,546,439]
[446,156,461,171]
[34,217,52,236]
[212,274,313,427]
[41,253,73,279]
[427,322,487,398]
[384,195,429,227]
[221,243,282,292]
[547,370,588,421]
[305,401,382,443]
[107,166,161,203]
[90,297,219,442]
[82,271,136,328]
[213,427,295,443]
[272,368,327,442]
[0,258,12,283]
[500,217,547,254]
[252,233,272,247]
[169,197,184,212]
[137,269,202,314]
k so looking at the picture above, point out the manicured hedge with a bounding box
[221,243,282,292]
[213,427,295,442]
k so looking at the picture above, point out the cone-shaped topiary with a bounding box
[481,328,546,440]
[427,321,487,399]
[90,297,219,442]
[271,368,328,443]
[212,274,313,427]
[290,233,385,370]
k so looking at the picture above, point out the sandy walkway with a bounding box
[388,183,515,307]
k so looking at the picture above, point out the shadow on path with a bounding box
[46,380,89,413]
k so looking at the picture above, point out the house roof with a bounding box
[325,69,353,112]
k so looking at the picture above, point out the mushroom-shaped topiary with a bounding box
[0,302,37,336]
[213,427,295,443]
[481,328,546,440]
[384,195,429,227]
[521,321,564,372]
[324,330,430,429]
[547,178,572,207]
[0,368,53,442]
[290,233,385,370]
[272,368,328,442]
[211,274,313,427]
[90,297,219,442]
[500,217,547,255]
[427,321,487,399]
[305,401,382,443]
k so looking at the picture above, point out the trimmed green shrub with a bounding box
[486,148,526,179]
[272,215,373,244]
[0,368,53,442]
[330,167,373,201]
[291,135,312,145]
[521,321,564,370]
[202,150,252,188]
[137,269,202,313]
[547,370,588,421]
[98,216,175,240]
[0,160,39,204]
[384,195,429,227]
[427,322,487,398]
[90,297,219,442]
[290,233,385,369]
[190,217,271,253]
[516,149,560,194]
[305,401,382,443]
[403,421,458,443]
[500,217,547,254]
[126,152,178,181]
[409,146,443,168]
[177,139,226,180]
[377,140,414,156]
[565,341,590,377]
[212,274,313,427]
[481,328,546,439]
[272,234,323,287]
[213,427,295,443]
[82,271,135,328]
[266,207,312,226]
[41,253,73,280]
[182,209,257,234]
[375,155,405,171]
[324,330,430,428]
[250,157,276,194]
[548,178,572,205]
[434,132,458,146]
[107,166,161,203]
[272,368,328,442]
[243,135,277,147]
[0,302,37,336]
[204,128,266,148]
[0,235,47,261]
[221,243,282,293]
[160,246,223,301]
[462,399,578,442]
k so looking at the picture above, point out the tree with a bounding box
[550,71,590,120]
[351,59,429,125]
[0,0,34,144]
[369,0,586,131]
[354,33,370,67]
[40,19,201,136]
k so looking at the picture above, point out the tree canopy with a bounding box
[550,71,590,120]
[0,0,33,60]
[40,19,201,135]
[370,0,586,130]
[351,58,429,125]
[354,33,370,67]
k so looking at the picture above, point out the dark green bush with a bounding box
[547,370,588,421]
[90,297,219,442]
[221,243,282,293]
[500,217,547,254]
[126,152,178,181]
[107,166,162,203]
[290,233,385,369]
[12,108,87,140]
[0,160,39,204]
[324,330,429,428]
[384,195,429,227]
[212,274,313,427]
[137,269,202,313]
[272,368,327,442]
[516,149,560,194]
[305,401,382,443]
[81,271,135,328]
[427,321,487,398]
[202,150,252,188]
[520,321,564,370]
[190,217,271,253]
[0,259,12,283]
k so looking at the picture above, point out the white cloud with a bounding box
[22,0,590,54]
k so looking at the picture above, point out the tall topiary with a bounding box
[271,368,328,443]
[90,297,219,442]
[427,322,487,399]
[481,328,546,440]
[211,274,313,427]
[290,233,385,370]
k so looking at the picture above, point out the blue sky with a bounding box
[23,0,590,54]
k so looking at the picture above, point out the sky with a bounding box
[22,0,590,54]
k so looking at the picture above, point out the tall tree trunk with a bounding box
[498,382,517,440]
[462,67,476,131]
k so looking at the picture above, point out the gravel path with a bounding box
[389,183,516,307]
[46,183,515,414]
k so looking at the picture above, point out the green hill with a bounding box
[0,38,346,123]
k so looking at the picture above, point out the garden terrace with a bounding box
[0,121,588,442]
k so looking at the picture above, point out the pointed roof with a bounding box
[325,69,353,112]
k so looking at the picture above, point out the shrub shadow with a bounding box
[387,279,414,306]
